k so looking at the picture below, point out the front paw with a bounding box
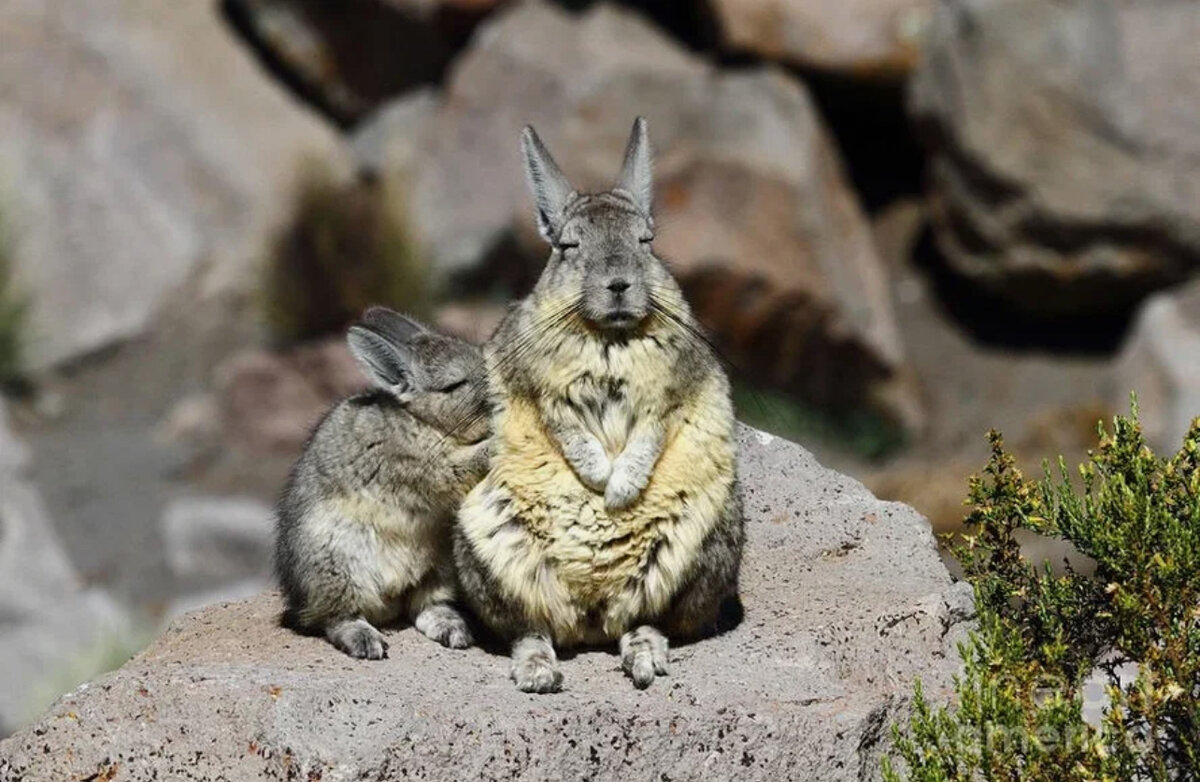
[568,440,611,491]
[605,467,645,510]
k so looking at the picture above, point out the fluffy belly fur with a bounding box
[458,397,735,646]
[299,493,447,627]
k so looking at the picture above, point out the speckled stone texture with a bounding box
[0,425,973,781]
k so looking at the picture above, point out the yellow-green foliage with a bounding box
[884,401,1199,781]
[0,212,28,386]
[261,162,429,343]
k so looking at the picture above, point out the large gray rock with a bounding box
[711,0,933,75]
[0,0,343,369]
[214,338,368,455]
[1113,278,1200,454]
[351,87,440,179]
[0,400,28,474]
[0,401,128,734]
[223,0,503,125]
[411,2,918,427]
[161,496,275,584]
[0,424,971,780]
[910,0,1200,315]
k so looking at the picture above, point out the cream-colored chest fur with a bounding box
[307,492,447,624]
[459,331,735,645]
[544,330,671,455]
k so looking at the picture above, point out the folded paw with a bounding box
[567,438,612,492]
[605,466,646,510]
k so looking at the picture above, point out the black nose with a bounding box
[607,278,631,294]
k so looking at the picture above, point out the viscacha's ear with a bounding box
[520,124,574,243]
[360,307,428,346]
[615,116,653,218]
[347,325,416,393]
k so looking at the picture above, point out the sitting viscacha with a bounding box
[454,117,744,692]
[275,307,491,659]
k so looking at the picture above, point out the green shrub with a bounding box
[261,162,429,343]
[884,401,1199,782]
[0,213,28,387]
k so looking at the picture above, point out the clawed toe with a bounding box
[620,625,669,689]
[511,634,563,693]
[414,605,474,650]
[329,619,387,660]
[512,660,563,693]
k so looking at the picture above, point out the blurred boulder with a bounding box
[432,300,507,345]
[161,496,274,584]
[0,400,128,734]
[351,87,440,179]
[0,0,344,370]
[223,0,504,126]
[710,0,932,75]
[1113,279,1200,455]
[410,1,918,427]
[163,579,269,624]
[215,339,368,455]
[0,400,29,473]
[911,0,1200,316]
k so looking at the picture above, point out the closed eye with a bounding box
[439,379,468,393]
[639,235,654,244]
[558,240,580,252]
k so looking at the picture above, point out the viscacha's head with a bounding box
[347,307,489,443]
[521,117,675,334]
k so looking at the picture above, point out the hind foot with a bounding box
[620,625,669,689]
[414,603,474,649]
[327,618,387,660]
[510,634,563,693]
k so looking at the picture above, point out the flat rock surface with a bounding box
[0,426,971,781]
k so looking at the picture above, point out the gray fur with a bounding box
[619,625,669,689]
[615,116,654,219]
[328,618,387,660]
[455,118,744,691]
[521,125,576,243]
[660,490,746,641]
[511,634,563,694]
[275,308,490,659]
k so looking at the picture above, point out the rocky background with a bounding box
[0,0,1197,738]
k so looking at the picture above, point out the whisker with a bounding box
[647,287,792,434]
[647,296,728,367]
[412,295,584,473]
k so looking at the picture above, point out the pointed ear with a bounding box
[615,116,653,217]
[347,325,415,392]
[360,307,428,346]
[520,125,574,243]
